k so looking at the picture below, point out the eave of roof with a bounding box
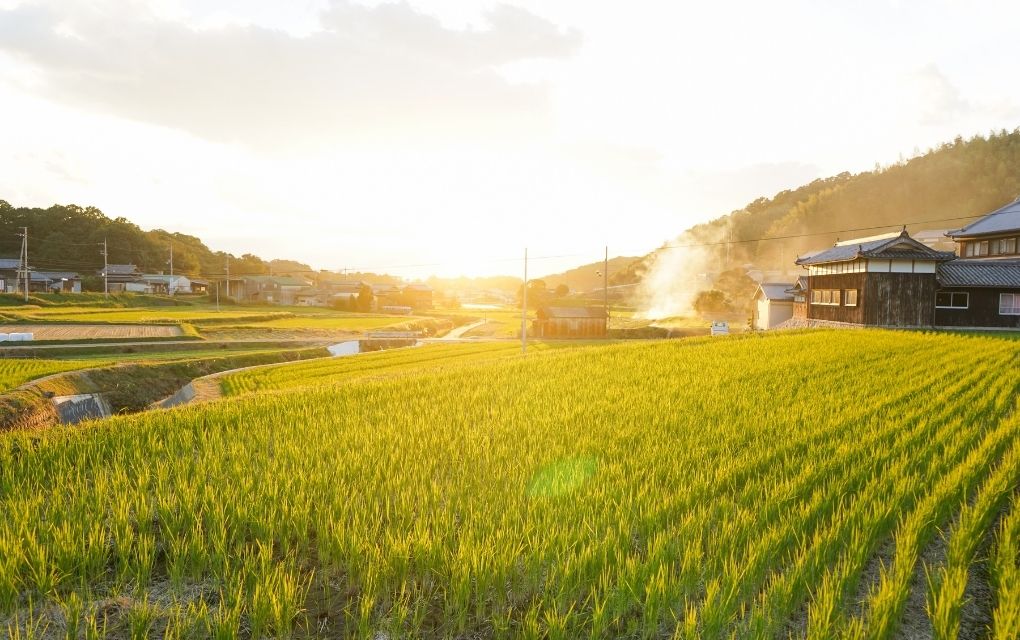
[538,306,608,319]
[948,199,1020,238]
[936,259,1020,288]
[757,282,796,301]
[796,231,955,265]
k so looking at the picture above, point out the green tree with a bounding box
[517,279,549,309]
[693,290,731,317]
[357,284,374,312]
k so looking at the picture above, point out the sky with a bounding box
[0,0,1019,279]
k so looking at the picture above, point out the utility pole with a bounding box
[603,246,609,337]
[19,227,28,302]
[169,241,174,295]
[225,256,230,301]
[101,237,109,299]
[521,248,528,354]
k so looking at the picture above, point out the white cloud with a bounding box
[0,0,581,148]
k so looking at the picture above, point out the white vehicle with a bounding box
[710,321,729,337]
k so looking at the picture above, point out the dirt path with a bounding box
[436,320,487,340]
[156,353,339,407]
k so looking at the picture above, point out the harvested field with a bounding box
[0,324,182,340]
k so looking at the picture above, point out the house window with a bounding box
[1000,293,1020,315]
[935,291,969,309]
[978,241,990,256]
[810,289,841,305]
[965,243,975,257]
[845,290,858,307]
[1004,238,1017,254]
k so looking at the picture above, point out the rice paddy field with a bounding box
[0,358,117,393]
[0,324,183,340]
[1,307,290,324]
[207,316,411,331]
[1,330,1019,638]
[0,347,316,394]
[219,342,553,396]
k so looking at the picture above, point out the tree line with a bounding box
[0,201,311,279]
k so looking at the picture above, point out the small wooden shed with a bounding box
[751,282,795,330]
[533,306,607,338]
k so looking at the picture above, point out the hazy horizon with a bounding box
[2,0,1019,279]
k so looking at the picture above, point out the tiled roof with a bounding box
[537,306,608,319]
[949,199,1020,238]
[756,282,795,301]
[106,264,139,275]
[31,271,79,281]
[796,231,955,265]
[937,259,1020,288]
[140,274,188,283]
[0,258,22,269]
[245,275,308,287]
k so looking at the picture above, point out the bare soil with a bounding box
[0,324,181,340]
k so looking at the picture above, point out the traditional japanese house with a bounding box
[795,230,955,327]
[937,199,1020,328]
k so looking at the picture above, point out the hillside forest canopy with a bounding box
[614,129,1020,285]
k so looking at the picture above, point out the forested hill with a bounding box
[0,200,311,278]
[614,129,1020,284]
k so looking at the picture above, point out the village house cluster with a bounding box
[0,261,433,312]
[753,198,1020,330]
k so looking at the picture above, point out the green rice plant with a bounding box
[219,340,531,396]
[926,432,1020,639]
[847,423,1015,638]
[0,330,1017,637]
[83,609,108,640]
[126,597,158,640]
[0,527,22,612]
[56,590,85,640]
[990,497,1020,639]
[0,358,115,393]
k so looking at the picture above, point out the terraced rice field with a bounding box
[209,316,412,331]
[7,308,288,324]
[0,324,182,340]
[220,341,550,396]
[1,330,1019,638]
[0,358,116,392]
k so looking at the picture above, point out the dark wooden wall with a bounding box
[934,288,1020,328]
[806,273,866,324]
[863,273,938,327]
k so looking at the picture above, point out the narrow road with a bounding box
[435,320,487,341]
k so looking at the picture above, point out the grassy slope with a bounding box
[0,331,1018,638]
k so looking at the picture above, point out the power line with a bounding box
[0,212,986,279]
[656,213,983,252]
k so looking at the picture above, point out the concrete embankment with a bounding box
[51,394,112,424]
